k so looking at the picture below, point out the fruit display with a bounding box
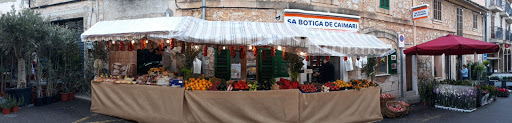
[233,81,249,90]
[323,82,340,91]
[349,79,379,90]
[257,80,274,90]
[277,78,299,89]
[184,78,212,90]
[333,80,351,88]
[148,67,165,74]
[300,83,318,93]
[381,93,395,98]
[387,104,404,112]
[248,81,259,91]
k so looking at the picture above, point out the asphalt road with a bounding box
[0,99,132,123]
[1,95,510,123]
[379,95,512,123]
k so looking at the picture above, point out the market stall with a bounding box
[405,34,500,112]
[83,16,394,122]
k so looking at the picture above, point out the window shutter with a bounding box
[380,0,390,9]
[273,50,289,77]
[258,49,274,82]
[215,49,231,80]
[388,50,398,74]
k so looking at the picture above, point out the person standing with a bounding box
[314,57,335,83]
[461,65,468,80]
[162,46,176,73]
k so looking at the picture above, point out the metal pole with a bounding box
[202,0,206,19]
[400,48,404,98]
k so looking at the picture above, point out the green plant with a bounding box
[488,76,500,81]
[419,78,438,106]
[180,68,193,80]
[471,63,486,80]
[0,8,52,88]
[362,57,377,82]
[482,60,490,66]
[285,53,304,82]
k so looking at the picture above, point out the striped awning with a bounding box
[306,30,395,57]
[179,20,309,48]
[81,17,199,42]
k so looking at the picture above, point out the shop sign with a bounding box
[483,54,487,60]
[283,9,360,32]
[412,4,429,20]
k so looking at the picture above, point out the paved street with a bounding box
[1,95,510,123]
[0,99,132,123]
[379,96,512,123]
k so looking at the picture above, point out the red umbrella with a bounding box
[404,34,500,55]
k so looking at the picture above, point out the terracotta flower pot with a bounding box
[2,108,11,115]
[12,106,19,112]
[61,93,70,102]
[69,92,75,100]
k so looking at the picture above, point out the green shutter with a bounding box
[273,50,289,77]
[380,0,390,10]
[388,50,397,74]
[258,49,274,82]
[215,49,231,80]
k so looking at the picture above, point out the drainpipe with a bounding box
[202,0,206,19]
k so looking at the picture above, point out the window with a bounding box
[473,13,478,29]
[375,50,397,75]
[433,0,442,20]
[456,8,463,36]
[377,57,388,74]
[380,0,390,10]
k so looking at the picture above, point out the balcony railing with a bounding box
[492,27,504,40]
[491,0,504,8]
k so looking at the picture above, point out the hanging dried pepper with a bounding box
[239,46,245,59]
[141,39,146,49]
[203,45,208,56]
[229,46,236,58]
[170,38,175,50]
[107,40,110,49]
[305,55,309,61]
[119,41,125,51]
[283,49,286,60]
[253,46,257,57]
[159,39,164,51]
[271,46,276,57]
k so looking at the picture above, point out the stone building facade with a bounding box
[487,0,512,73]
[7,0,487,102]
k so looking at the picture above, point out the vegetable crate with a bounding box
[382,101,405,118]
[380,97,395,107]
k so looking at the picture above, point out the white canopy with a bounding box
[179,20,309,48]
[81,16,394,56]
[305,30,395,56]
[81,17,199,42]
